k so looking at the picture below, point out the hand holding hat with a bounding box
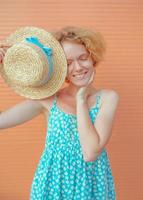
[0,43,12,65]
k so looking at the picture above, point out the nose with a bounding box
[73,60,82,70]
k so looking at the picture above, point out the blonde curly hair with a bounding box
[51,26,106,67]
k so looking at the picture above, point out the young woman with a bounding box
[0,26,119,199]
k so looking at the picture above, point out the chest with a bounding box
[42,92,100,116]
[42,96,79,115]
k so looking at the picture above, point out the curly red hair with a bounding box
[52,26,106,67]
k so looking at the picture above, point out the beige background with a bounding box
[0,0,143,199]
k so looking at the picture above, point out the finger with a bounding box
[0,49,6,63]
[0,46,11,55]
[0,42,13,49]
[2,47,9,52]
[0,48,6,54]
[0,55,4,63]
[88,71,94,84]
[0,44,11,47]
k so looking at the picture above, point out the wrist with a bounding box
[76,97,87,104]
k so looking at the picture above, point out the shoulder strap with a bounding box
[53,93,57,105]
[96,92,102,109]
[49,94,57,112]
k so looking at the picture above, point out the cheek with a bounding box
[85,59,94,66]
[67,60,94,77]
[67,67,73,76]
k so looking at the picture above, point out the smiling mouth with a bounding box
[73,71,88,79]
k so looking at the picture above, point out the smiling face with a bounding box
[61,40,96,87]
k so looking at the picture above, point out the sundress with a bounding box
[30,92,116,200]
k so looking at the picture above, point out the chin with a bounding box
[71,80,89,87]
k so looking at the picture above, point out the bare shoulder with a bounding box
[34,95,54,113]
[25,98,46,110]
[100,89,120,107]
[101,89,119,99]
[33,90,63,117]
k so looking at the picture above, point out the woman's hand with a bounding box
[76,71,95,101]
[0,42,12,64]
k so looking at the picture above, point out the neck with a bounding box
[64,83,96,98]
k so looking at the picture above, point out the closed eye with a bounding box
[67,54,89,65]
[80,57,88,60]
[79,54,89,60]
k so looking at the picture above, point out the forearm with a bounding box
[76,99,100,161]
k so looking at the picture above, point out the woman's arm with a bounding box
[77,90,119,162]
[0,43,47,130]
[0,99,45,130]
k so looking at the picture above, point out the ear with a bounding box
[65,76,70,83]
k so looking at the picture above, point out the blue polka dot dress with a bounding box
[30,93,116,200]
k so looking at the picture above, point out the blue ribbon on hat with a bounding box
[25,36,54,85]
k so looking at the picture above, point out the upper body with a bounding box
[39,87,108,129]
[0,26,119,162]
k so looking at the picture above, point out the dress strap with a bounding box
[49,93,58,113]
[96,93,102,109]
[53,91,102,106]
[91,92,103,124]
[53,93,57,105]
[91,91,102,112]
[52,91,102,112]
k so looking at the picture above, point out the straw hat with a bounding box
[0,26,67,99]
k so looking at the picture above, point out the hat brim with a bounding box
[0,26,67,99]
